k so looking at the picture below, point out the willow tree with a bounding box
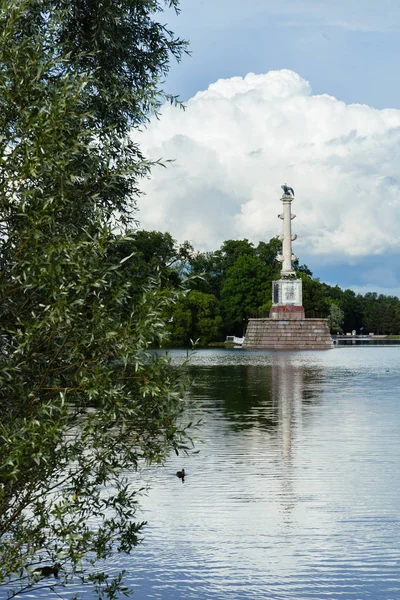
[0,1,190,598]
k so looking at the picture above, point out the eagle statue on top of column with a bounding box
[281,184,295,197]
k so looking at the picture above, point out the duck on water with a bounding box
[33,563,61,578]
[176,468,185,481]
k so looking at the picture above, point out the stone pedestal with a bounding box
[243,316,334,350]
[244,275,333,350]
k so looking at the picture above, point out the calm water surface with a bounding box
[36,347,400,599]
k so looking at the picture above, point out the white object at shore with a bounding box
[226,336,244,345]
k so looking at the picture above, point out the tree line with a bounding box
[116,230,400,344]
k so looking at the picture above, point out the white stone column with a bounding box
[278,195,297,277]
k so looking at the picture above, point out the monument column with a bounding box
[271,185,303,319]
[242,184,333,349]
[279,194,297,277]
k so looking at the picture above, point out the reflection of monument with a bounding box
[243,185,333,350]
[271,358,302,523]
[271,358,304,461]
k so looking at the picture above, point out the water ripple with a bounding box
[29,348,400,599]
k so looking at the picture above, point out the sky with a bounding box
[135,0,400,297]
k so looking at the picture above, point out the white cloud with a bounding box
[137,69,400,262]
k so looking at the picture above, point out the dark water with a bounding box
[34,347,400,599]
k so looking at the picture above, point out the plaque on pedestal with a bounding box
[272,278,302,307]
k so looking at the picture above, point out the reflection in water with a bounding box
[271,358,304,524]
[29,348,400,600]
[199,364,277,431]
[271,357,304,460]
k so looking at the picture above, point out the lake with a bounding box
[34,346,400,599]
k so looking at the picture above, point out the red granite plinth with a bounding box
[243,303,334,350]
[269,305,305,320]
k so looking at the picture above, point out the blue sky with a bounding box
[137,0,400,297]
[165,0,400,110]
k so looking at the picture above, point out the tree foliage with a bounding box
[188,238,282,335]
[108,230,194,291]
[327,302,345,333]
[220,254,269,332]
[168,290,222,346]
[0,1,191,598]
